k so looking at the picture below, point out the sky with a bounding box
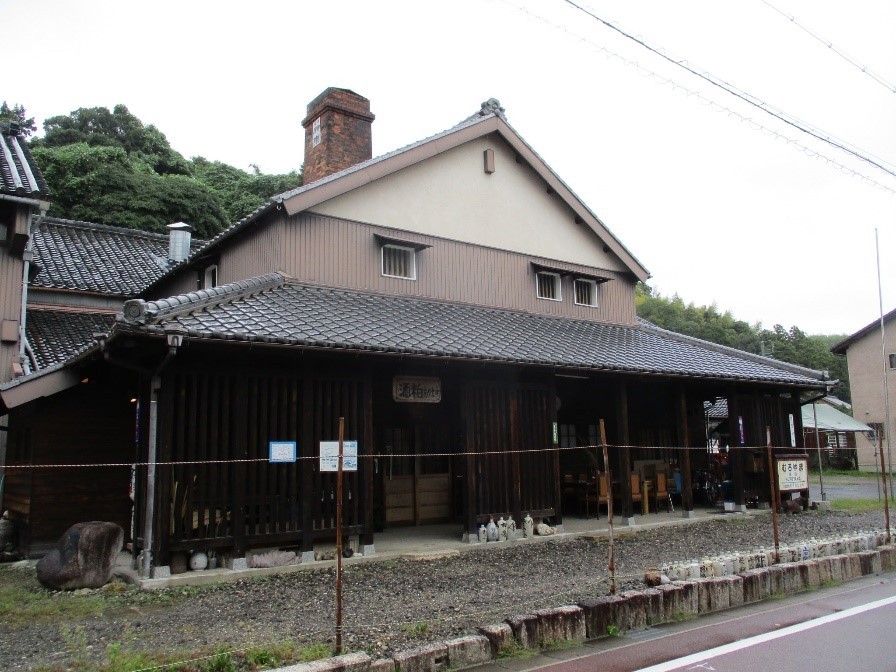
[4,0,895,336]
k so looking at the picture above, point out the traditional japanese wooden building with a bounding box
[0,91,829,573]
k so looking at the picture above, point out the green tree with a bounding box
[191,158,302,223]
[636,283,850,401]
[0,101,36,136]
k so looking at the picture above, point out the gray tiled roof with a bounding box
[30,217,204,297]
[0,125,50,199]
[26,309,115,370]
[117,275,826,387]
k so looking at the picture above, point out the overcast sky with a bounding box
[5,0,895,336]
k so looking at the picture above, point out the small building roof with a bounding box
[30,217,204,297]
[831,307,896,354]
[802,402,872,433]
[0,124,50,200]
[26,309,115,370]
[113,274,828,388]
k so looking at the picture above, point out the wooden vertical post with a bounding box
[362,370,374,547]
[677,385,694,515]
[615,380,633,520]
[509,391,521,520]
[600,419,615,594]
[335,416,344,655]
[301,365,314,555]
[766,427,780,564]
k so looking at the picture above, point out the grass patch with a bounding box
[811,469,879,478]
[830,498,889,513]
[606,623,622,637]
[541,638,582,652]
[402,621,430,637]
[497,640,537,660]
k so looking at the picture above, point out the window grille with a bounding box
[536,271,561,301]
[574,278,597,306]
[382,244,416,279]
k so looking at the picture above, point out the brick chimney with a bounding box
[301,88,375,184]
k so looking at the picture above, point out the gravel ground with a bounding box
[0,509,890,671]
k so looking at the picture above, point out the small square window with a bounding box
[574,278,597,307]
[202,265,218,289]
[889,354,896,369]
[536,271,561,301]
[312,117,321,148]
[382,244,416,280]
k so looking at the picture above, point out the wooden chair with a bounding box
[630,473,643,510]
[654,472,672,513]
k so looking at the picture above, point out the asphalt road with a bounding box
[474,572,896,672]
[808,473,889,501]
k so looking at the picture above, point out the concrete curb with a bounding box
[274,542,896,672]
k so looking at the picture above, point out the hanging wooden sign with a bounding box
[392,376,441,403]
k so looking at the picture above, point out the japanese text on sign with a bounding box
[269,441,296,463]
[776,458,808,491]
[320,441,358,472]
[392,376,441,403]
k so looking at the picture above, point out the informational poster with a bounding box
[320,441,358,472]
[776,456,808,492]
[788,414,796,447]
[269,441,297,463]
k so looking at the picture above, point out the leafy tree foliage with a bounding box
[0,102,37,136]
[636,283,850,401]
[25,104,302,238]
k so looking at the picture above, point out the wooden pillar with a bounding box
[678,385,695,514]
[509,390,521,520]
[728,386,746,509]
[232,372,248,556]
[301,363,314,554]
[616,379,633,520]
[463,381,478,538]
[361,368,374,547]
[549,377,562,525]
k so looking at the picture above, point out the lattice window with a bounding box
[382,244,416,280]
[574,278,597,307]
[536,271,561,301]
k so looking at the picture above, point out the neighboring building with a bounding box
[831,310,896,471]
[801,397,870,471]
[0,89,830,571]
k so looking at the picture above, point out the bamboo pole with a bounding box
[599,419,615,594]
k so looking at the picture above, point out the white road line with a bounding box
[635,594,896,672]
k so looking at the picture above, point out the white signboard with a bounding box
[319,441,358,472]
[777,457,808,492]
[269,441,296,463]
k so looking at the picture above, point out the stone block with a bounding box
[478,624,513,657]
[655,583,686,622]
[533,606,586,644]
[505,614,539,649]
[445,636,492,670]
[800,560,821,589]
[739,569,763,602]
[720,575,743,608]
[673,581,699,615]
[642,588,664,626]
[816,557,833,584]
[879,545,896,572]
[279,652,371,672]
[779,563,801,594]
[369,660,395,672]
[847,554,862,580]
[829,555,847,583]
[578,595,625,639]
[393,643,448,672]
[767,566,785,596]
[858,550,882,576]
[698,578,730,613]
[618,590,648,630]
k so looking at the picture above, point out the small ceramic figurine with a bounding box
[523,513,534,539]
[486,517,498,542]
[506,516,517,541]
[478,524,487,543]
[497,516,507,542]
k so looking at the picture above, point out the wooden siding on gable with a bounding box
[214,212,636,324]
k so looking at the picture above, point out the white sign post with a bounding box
[776,456,809,492]
[320,441,358,471]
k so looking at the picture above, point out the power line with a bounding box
[761,0,896,94]
[561,0,896,181]
[498,0,896,194]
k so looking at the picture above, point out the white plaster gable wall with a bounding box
[310,134,629,273]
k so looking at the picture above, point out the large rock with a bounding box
[36,521,124,590]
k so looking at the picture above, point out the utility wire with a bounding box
[761,0,896,94]
[561,0,896,180]
[498,0,896,195]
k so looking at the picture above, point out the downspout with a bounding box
[141,334,182,579]
[18,207,46,375]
